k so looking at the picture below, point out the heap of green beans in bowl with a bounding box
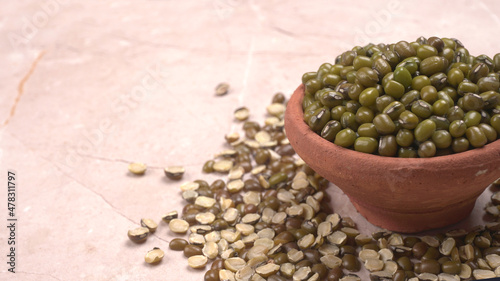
[302,36,500,158]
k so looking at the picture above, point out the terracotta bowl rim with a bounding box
[286,84,500,167]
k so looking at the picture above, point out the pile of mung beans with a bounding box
[127,86,500,280]
[302,36,500,157]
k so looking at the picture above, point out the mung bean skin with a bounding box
[414,119,436,142]
[399,110,419,129]
[396,129,414,147]
[359,88,379,107]
[326,266,344,281]
[395,41,417,60]
[394,66,413,89]
[466,126,487,148]
[204,269,220,281]
[412,75,431,91]
[383,101,405,120]
[184,244,203,258]
[429,115,450,130]
[203,160,215,173]
[416,259,441,274]
[356,67,379,87]
[384,80,405,99]
[342,253,361,272]
[357,123,378,138]
[441,260,461,274]
[479,123,498,142]
[170,238,189,251]
[411,100,432,119]
[334,128,356,148]
[373,114,396,135]
[431,130,452,149]
[429,72,448,91]
[420,56,448,76]
[376,95,395,113]
[354,137,378,154]
[340,112,358,131]
[452,137,470,153]
[321,120,342,141]
[417,45,438,60]
[378,135,398,157]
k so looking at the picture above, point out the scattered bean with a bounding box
[140,218,157,233]
[215,82,230,96]
[144,247,164,264]
[164,166,185,180]
[127,227,149,243]
[128,162,147,175]
[188,255,208,269]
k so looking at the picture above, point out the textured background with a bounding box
[1,0,499,280]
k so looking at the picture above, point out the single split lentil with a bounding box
[216,82,230,96]
[302,36,500,157]
[128,162,147,175]
[164,166,185,180]
[126,37,500,280]
[145,247,165,264]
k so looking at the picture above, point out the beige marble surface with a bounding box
[1,0,500,280]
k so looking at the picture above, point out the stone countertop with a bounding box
[1,0,499,280]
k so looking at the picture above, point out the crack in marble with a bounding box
[77,153,203,169]
[5,131,170,244]
[1,51,46,128]
[3,132,177,263]
[49,162,170,243]
[5,133,137,227]
[153,234,170,244]
[76,154,161,167]
[76,154,135,165]
[51,162,136,224]
[17,271,63,281]
[270,25,297,38]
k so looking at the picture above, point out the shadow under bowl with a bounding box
[285,84,500,233]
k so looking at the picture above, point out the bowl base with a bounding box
[349,196,477,233]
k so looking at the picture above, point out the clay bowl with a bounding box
[285,84,500,233]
